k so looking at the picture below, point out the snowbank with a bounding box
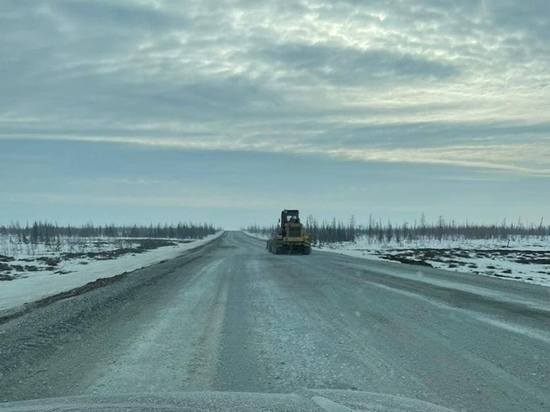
[0,232,224,313]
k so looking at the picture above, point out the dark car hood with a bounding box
[0,390,455,412]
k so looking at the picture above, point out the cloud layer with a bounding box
[1,0,550,226]
[2,0,549,174]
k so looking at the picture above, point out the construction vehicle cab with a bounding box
[280,209,300,235]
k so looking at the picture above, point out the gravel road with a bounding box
[1,231,549,411]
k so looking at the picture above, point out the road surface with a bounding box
[1,231,549,411]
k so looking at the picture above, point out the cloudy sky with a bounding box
[1,0,549,228]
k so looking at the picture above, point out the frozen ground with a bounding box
[0,232,224,313]
[244,232,550,287]
[319,236,550,287]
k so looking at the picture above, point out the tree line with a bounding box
[244,214,550,245]
[0,221,221,244]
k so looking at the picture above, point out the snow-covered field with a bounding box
[244,232,550,287]
[319,237,550,287]
[0,232,224,313]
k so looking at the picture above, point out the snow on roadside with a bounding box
[0,232,224,313]
[317,236,550,287]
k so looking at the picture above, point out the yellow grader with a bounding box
[267,209,311,255]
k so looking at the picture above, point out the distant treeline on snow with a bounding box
[244,214,550,245]
[0,221,221,243]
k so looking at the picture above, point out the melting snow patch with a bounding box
[314,237,550,287]
[0,232,224,313]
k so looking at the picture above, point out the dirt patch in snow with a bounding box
[0,239,179,280]
[373,248,550,285]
